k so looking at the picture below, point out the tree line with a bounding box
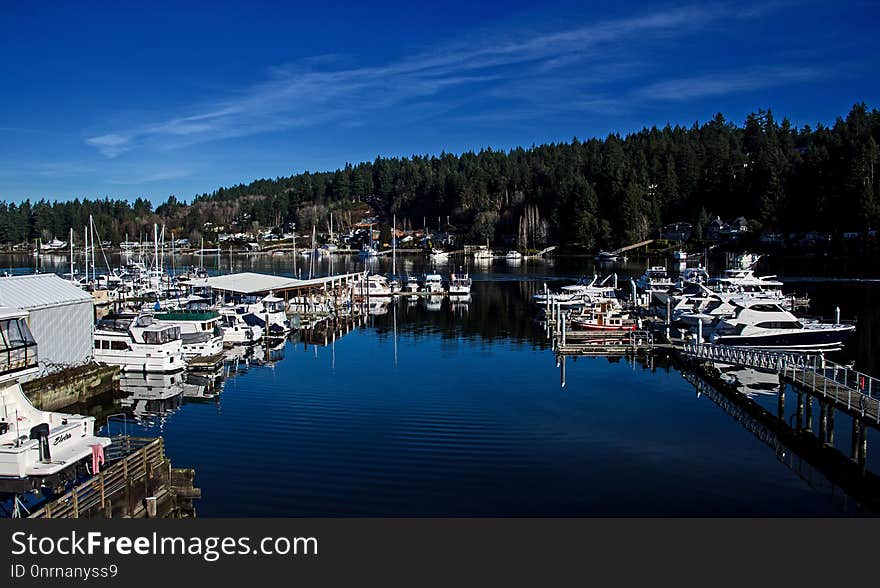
[2,103,878,249]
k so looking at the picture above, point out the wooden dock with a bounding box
[28,436,199,519]
[554,330,656,356]
[187,351,225,371]
[611,239,654,255]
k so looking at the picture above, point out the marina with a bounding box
[1,248,879,516]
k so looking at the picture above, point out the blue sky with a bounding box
[1,0,877,204]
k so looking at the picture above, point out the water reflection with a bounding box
[119,371,185,423]
[9,253,880,515]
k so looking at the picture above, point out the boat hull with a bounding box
[713,326,854,351]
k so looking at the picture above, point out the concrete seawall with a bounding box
[23,363,121,411]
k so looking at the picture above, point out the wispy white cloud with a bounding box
[635,66,822,101]
[105,168,191,185]
[86,3,750,157]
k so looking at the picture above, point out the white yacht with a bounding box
[710,268,785,296]
[219,307,264,346]
[404,275,420,295]
[422,274,444,293]
[362,274,394,297]
[0,308,111,492]
[594,250,618,262]
[709,301,855,351]
[533,275,620,309]
[240,294,291,337]
[505,250,523,260]
[472,246,494,260]
[153,298,224,359]
[448,271,472,296]
[94,313,185,373]
[680,266,710,285]
[636,266,675,293]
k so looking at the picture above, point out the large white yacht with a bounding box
[94,313,185,373]
[710,268,785,297]
[0,307,111,493]
[153,298,224,359]
[709,301,855,351]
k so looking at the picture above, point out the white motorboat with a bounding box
[422,274,444,293]
[533,275,620,309]
[472,246,494,260]
[153,298,224,359]
[94,313,185,373]
[404,275,420,295]
[710,268,785,297]
[636,266,675,293]
[594,250,618,262]
[709,301,855,351]
[448,271,472,296]
[240,294,291,338]
[0,307,111,492]
[219,307,264,345]
[680,266,710,285]
[362,274,394,297]
[505,250,523,260]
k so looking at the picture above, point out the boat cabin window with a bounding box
[0,317,38,373]
[748,304,784,313]
[265,300,285,312]
[110,340,130,351]
[756,321,803,329]
[144,327,180,344]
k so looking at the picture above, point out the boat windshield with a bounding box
[264,300,285,313]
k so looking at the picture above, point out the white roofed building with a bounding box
[0,274,94,376]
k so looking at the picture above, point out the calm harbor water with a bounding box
[7,252,880,515]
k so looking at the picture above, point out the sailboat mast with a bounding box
[90,216,96,283]
[69,227,74,281]
[392,214,396,276]
[309,225,316,280]
[153,224,158,275]
[83,226,88,283]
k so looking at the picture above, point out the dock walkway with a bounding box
[28,436,199,519]
[680,343,880,425]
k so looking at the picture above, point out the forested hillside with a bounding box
[3,104,878,249]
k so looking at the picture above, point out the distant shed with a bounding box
[0,274,94,374]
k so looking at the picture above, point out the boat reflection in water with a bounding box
[119,371,184,422]
[715,365,781,398]
[183,369,224,401]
